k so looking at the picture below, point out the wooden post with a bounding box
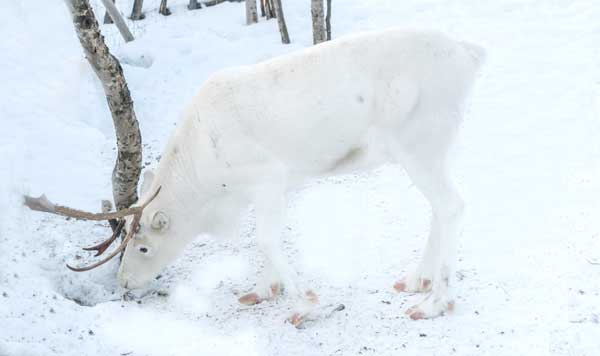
[130,0,145,20]
[205,0,226,6]
[188,0,202,10]
[103,0,114,24]
[272,0,289,44]
[325,0,332,41]
[246,0,258,25]
[99,0,134,42]
[311,0,326,44]
[159,0,171,16]
[264,0,275,19]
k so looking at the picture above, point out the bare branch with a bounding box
[587,258,600,266]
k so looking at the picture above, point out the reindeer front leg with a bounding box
[238,188,289,304]
[238,184,318,325]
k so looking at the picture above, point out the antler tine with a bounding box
[82,219,125,256]
[67,213,141,272]
[140,186,161,208]
[65,186,162,272]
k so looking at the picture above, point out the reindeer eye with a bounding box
[138,246,149,254]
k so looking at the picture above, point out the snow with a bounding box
[1,0,599,355]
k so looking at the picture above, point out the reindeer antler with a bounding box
[23,187,162,272]
[23,187,161,220]
[66,213,142,272]
[82,219,125,256]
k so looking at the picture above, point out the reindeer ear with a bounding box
[141,170,155,196]
[151,211,170,231]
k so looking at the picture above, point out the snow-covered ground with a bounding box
[1,0,599,355]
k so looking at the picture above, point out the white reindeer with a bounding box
[25,28,485,323]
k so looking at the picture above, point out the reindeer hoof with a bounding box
[287,312,305,328]
[238,283,283,305]
[238,293,262,305]
[405,296,454,320]
[393,276,431,293]
[305,289,319,304]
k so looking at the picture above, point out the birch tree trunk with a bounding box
[246,0,258,24]
[325,0,332,41]
[311,0,326,44]
[188,0,202,10]
[272,0,289,44]
[64,0,142,210]
[130,0,145,20]
[159,0,171,16]
[260,0,265,17]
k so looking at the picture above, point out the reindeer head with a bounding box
[116,171,179,288]
[23,171,175,289]
[113,207,174,288]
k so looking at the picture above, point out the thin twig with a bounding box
[587,258,600,265]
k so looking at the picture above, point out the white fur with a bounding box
[117,28,484,319]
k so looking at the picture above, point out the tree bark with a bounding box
[159,0,171,16]
[264,0,275,19]
[246,0,258,25]
[311,0,326,44]
[99,0,134,42]
[270,0,276,18]
[130,0,145,20]
[272,0,289,44]
[64,0,142,210]
[260,0,265,17]
[205,0,226,6]
[188,0,202,10]
[325,0,332,41]
[103,0,114,24]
